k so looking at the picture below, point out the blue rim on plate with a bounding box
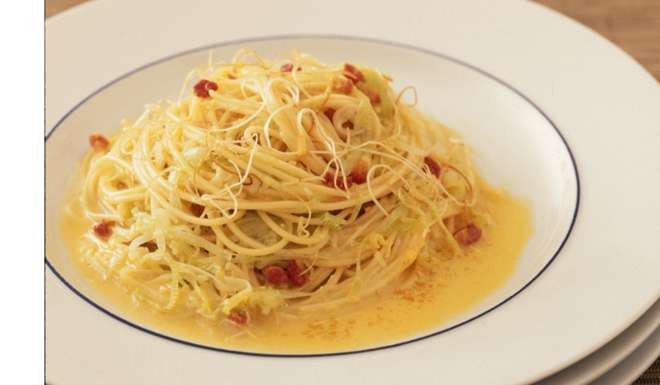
[45,34,581,358]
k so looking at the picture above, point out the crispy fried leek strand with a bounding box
[71,50,489,325]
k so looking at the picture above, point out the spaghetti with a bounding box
[67,50,492,328]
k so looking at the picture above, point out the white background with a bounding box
[0,1,44,384]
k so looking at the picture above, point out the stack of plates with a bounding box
[46,1,660,384]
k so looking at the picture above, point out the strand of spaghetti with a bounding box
[212,224,290,257]
[257,211,329,246]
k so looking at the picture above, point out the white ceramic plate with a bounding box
[46,35,579,354]
[46,1,660,384]
[591,324,660,385]
[536,299,660,385]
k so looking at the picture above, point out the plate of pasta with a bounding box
[45,1,660,384]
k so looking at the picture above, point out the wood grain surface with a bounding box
[535,0,660,81]
[44,0,660,383]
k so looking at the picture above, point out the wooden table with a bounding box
[536,0,660,81]
[45,0,660,383]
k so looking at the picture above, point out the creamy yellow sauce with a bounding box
[61,186,530,354]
